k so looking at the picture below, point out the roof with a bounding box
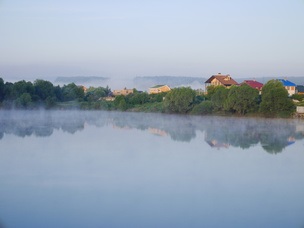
[150,85,167,88]
[277,79,296,87]
[297,85,304,93]
[205,74,238,86]
[113,88,133,91]
[242,80,263,90]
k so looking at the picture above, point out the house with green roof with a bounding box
[148,85,171,94]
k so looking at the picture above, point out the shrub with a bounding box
[191,101,213,115]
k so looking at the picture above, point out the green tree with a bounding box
[62,83,85,101]
[0,78,4,102]
[54,85,64,101]
[127,92,149,105]
[260,80,295,117]
[45,96,56,108]
[85,87,107,102]
[164,87,196,114]
[3,82,14,100]
[149,92,167,102]
[225,84,259,115]
[114,95,128,111]
[118,98,128,111]
[15,93,32,108]
[191,101,213,115]
[105,85,111,96]
[206,85,217,100]
[210,86,229,112]
[34,79,55,101]
[12,80,35,99]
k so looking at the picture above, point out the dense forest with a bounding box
[0,77,302,118]
[0,78,107,109]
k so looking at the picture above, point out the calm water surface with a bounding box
[0,110,304,228]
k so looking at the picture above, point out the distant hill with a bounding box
[134,76,206,90]
[54,76,109,86]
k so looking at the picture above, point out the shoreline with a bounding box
[1,105,303,120]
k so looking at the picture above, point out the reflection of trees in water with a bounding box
[34,126,54,137]
[204,117,300,154]
[259,120,296,154]
[204,118,262,149]
[295,132,304,140]
[0,110,303,153]
[0,111,111,139]
[0,111,84,138]
[110,112,196,142]
[113,114,302,149]
[61,122,84,134]
[168,122,196,142]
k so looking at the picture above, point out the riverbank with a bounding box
[1,78,303,118]
[2,101,303,120]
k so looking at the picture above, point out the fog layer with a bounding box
[1,110,303,153]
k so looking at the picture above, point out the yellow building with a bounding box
[148,85,171,94]
[113,88,134,96]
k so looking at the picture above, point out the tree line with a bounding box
[0,77,301,117]
[113,80,299,117]
[187,80,298,117]
[0,78,111,109]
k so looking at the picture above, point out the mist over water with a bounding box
[0,110,303,153]
[0,110,304,228]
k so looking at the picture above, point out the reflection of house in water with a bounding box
[206,139,229,149]
[204,131,230,149]
[148,127,168,137]
[110,124,169,138]
[286,137,296,146]
[204,126,230,149]
[112,124,132,130]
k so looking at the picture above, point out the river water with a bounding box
[0,110,303,228]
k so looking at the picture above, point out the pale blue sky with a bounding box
[1,0,304,80]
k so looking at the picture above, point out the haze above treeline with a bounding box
[2,1,304,83]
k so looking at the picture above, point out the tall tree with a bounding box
[34,79,55,101]
[210,86,229,112]
[164,87,196,114]
[225,84,259,115]
[0,78,4,102]
[62,83,85,101]
[260,80,294,117]
[126,92,149,105]
[85,87,107,102]
[12,80,34,99]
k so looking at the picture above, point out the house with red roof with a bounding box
[241,80,263,93]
